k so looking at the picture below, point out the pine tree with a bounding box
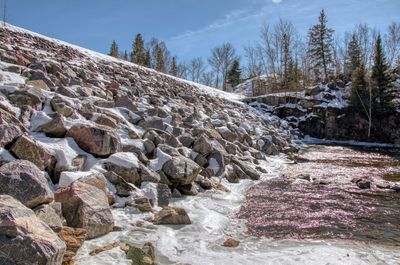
[344,33,362,81]
[350,63,369,111]
[123,50,128,61]
[131,34,146,65]
[226,60,241,87]
[171,57,178,76]
[371,34,395,115]
[108,40,119,58]
[144,50,151,68]
[308,9,334,82]
[155,45,165,73]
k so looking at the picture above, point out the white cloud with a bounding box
[272,0,282,3]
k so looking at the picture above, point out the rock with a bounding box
[10,134,55,171]
[56,86,78,98]
[126,196,154,212]
[356,179,371,189]
[89,242,120,256]
[218,127,238,142]
[33,202,65,230]
[114,96,138,112]
[78,100,97,119]
[104,171,135,197]
[77,173,108,194]
[153,206,191,225]
[37,112,67,138]
[139,117,165,130]
[8,87,45,108]
[195,175,213,190]
[178,183,199,196]
[162,155,201,185]
[55,181,114,239]
[157,183,171,207]
[0,160,53,208]
[54,155,87,184]
[26,79,50,91]
[222,238,239,247]
[124,242,156,265]
[0,195,66,265]
[232,158,260,180]
[95,114,118,128]
[262,138,280,155]
[193,135,212,155]
[104,152,160,186]
[29,70,56,89]
[179,134,195,148]
[66,125,121,157]
[50,95,75,117]
[171,188,182,198]
[0,124,22,147]
[76,86,92,97]
[58,227,87,265]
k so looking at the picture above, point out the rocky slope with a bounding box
[0,23,297,264]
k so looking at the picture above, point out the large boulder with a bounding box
[10,135,55,171]
[66,125,121,157]
[55,180,114,239]
[162,155,201,185]
[0,195,66,265]
[50,95,76,118]
[104,152,160,187]
[0,160,53,208]
[153,206,191,225]
[193,135,212,155]
[37,113,67,138]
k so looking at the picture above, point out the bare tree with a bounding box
[243,43,262,78]
[208,42,238,89]
[176,61,188,79]
[188,57,206,83]
[2,0,6,26]
[385,22,400,66]
[201,71,215,87]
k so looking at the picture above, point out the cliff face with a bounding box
[243,83,400,144]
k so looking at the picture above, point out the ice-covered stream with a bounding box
[74,153,400,265]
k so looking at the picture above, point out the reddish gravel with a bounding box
[238,145,400,245]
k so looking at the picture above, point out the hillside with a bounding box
[0,23,298,264]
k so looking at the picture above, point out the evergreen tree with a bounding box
[155,45,165,73]
[123,50,128,61]
[171,57,178,76]
[108,40,119,58]
[371,34,395,114]
[131,34,146,65]
[308,9,334,82]
[226,60,241,87]
[344,33,362,81]
[350,63,369,111]
[144,50,151,68]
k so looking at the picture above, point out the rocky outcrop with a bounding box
[0,195,66,265]
[55,180,114,239]
[0,160,53,208]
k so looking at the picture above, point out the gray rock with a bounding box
[232,157,260,180]
[193,135,212,155]
[162,155,201,185]
[179,134,195,148]
[139,117,165,130]
[50,95,75,117]
[157,183,171,207]
[33,202,65,230]
[0,160,54,208]
[56,86,78,98]
[0,195,66,265]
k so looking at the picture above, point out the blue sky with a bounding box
[4,0,400,63]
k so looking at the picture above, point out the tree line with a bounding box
[108,10,400,94]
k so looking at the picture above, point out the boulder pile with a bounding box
[0,24,297,264]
